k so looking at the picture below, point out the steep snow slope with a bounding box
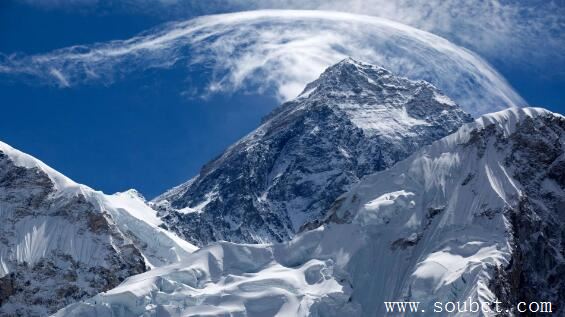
[0,141,196,316]
[321,107,565,315]
[155,58,472,246]
[58,108,564,316]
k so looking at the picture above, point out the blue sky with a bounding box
[0,1,563,197]
[0,1,281,197]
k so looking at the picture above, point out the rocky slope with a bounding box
[57,107,564,316]
[0,142,196,316]
[154,58,472,246]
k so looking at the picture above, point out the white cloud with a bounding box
[19,0,563,74]
[48,68,70,87]
[0,10,526,115]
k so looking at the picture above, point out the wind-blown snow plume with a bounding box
[0,10,524,115]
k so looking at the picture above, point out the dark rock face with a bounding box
[0,153,147,316]
[0,273,16,307]
[489,114,565,316]
[155,58,472,246]
[1,252,144,316]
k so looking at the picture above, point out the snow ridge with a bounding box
[0,143,195,316]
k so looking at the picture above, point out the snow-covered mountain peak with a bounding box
[115,188,147,201]
[298,57,391,97]
[422,107,561,155]
[293,57,469,139]
[155,59,472,246]
[0,141,87,195]
[471,106,558,136]
[0,141,196,316]
[299,57,442,101]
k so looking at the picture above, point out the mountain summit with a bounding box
[154,58,473,246]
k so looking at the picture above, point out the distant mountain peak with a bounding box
[298,57,392,98]
[298,57,445,100]
[272,58,470,139]
[156,59,472,246]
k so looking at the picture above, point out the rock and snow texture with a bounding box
[0,142,196,316]
[56,107,564,316]
[155,58,472,246]
[322,107,565,315]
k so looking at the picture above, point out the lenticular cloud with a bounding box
[0,10,525,116]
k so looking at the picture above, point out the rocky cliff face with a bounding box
[154,58,472,246]
[0,142,196,316]
[487,113,565,315]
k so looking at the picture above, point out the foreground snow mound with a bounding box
[58,107,564,316]
[0,142,196,316]
[155,58,472,246]
[55,239,360,317]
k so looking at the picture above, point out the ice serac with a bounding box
[57,107,564,316]
[154,58,473,246]
[0,142,196,316]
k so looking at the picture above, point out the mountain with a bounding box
[57,107,564,316]
[0,142,196,316]
[320,107,565,315]
[154,58,472,246]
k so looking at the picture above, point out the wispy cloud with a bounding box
[48,68,70,87]
[18,0,564,75]
[0,10,525,115]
